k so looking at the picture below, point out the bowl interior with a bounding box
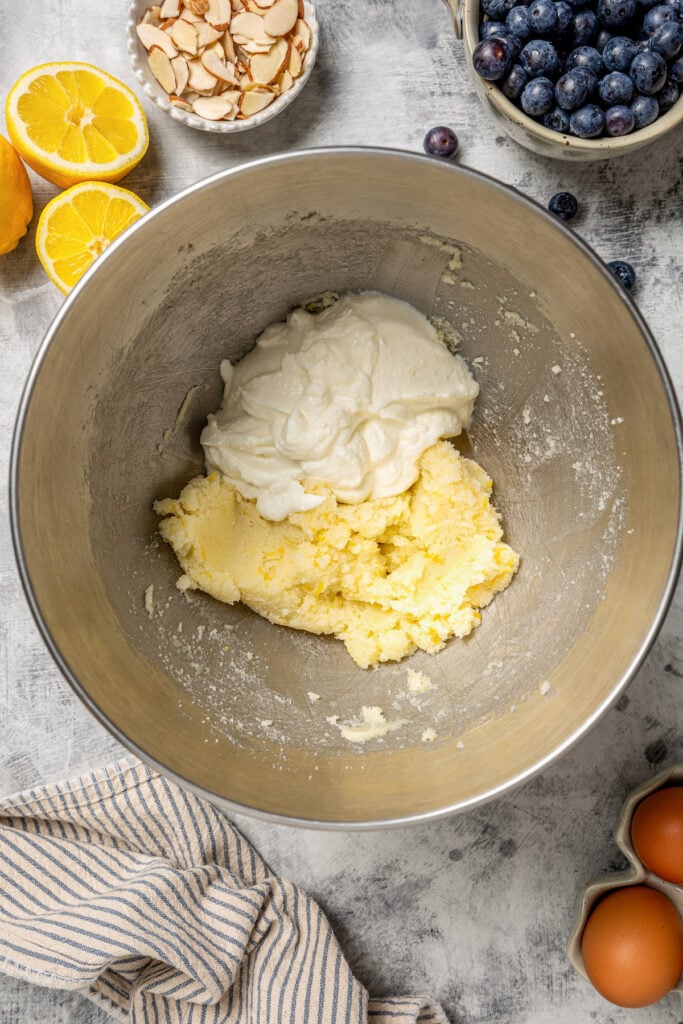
[13,150,681,825]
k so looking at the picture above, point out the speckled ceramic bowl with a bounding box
[567,765,683,1003]
[126,0,318,133]
[442,0,683,161]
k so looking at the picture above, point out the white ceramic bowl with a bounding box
[126,0,319,133]
[443,0,683,160]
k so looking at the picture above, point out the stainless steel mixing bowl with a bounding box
[11,148,682,828]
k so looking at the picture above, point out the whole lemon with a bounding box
[0,134,33,255]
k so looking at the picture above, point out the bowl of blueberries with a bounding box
[447,0,683,156]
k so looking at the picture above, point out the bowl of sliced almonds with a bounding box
[127,0,318,130]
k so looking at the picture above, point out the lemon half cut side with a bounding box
[6,62,148,189]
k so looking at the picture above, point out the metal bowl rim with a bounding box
[10,145,683,829]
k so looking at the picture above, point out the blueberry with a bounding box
[548,191,578,218]
[608,259,636,289]
[544,104,572,128]
[571,9,598,44]
[630,92,660,124]
[556,67,593,107]
[500,30,525,57]
[643,3,676,31]
[566,45,605,74]
[423,126,460,158]
[598,0,637,27]
[528,0,559,31]
[630,49,667,91]
[570,101,607,133]
[599,69,634,102]
[669,54,683,81]
[521,75,557,112]
[521,38,561,75]
[555,0,575,31]
[506,5,531,36]
[501,62,530,97]
[595,27,614,48]
[650,21,683,56]
[604,102,637,130]
[657,76,680,108]
[473,37,515,79]
[481,19,509,37]
[603,34,637,69]
[636,0,659,10]
[482,0,517,20]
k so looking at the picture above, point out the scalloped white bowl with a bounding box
[126,0,319,133]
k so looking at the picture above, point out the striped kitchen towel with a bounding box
[0,756,447,1024]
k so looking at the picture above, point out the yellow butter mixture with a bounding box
[154,440,519,668]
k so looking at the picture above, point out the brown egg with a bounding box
[581,886,683,1008]
[631,786,683,884]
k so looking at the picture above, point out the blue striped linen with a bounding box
[0,757,447,1024]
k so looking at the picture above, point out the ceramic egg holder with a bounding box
[567,764,683,1004]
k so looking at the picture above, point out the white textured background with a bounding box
[1,1,683,1022]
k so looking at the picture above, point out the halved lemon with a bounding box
[36,181,149,294]
[6,62,148,189]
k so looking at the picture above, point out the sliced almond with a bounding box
[291,34,305,53]
[171,54,190,93]
[231,0,245,9]
[263,0,297,35]
[142,5,163,24]
[222,29,237,60]
[239,87,275,116]
[185,0,209,13]
[230,10,275,42]
[200,48,239,83]
[171,16,199,52]
[293,18,310,48]
[148,48,176,92]
[248,36,289,83]
[288,42,302,77]
[160,0,181,16]
[239,39,275,52]
[196,21,224,47]
[160,17,178,31]
[205,0,231,27]
[253,0,277,5]
[179,6,203,19]
[209,38,225,58]
[137,22,179,57]
[192,94,236,118]
[187,57,219,91]
[169,93,193,110]
[277,67,293,93]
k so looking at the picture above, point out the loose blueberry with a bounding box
[604,102,637,130]
[556,67,593,107]
[598,0,637,27]
[599,69,634,101]
[423,126,460,158]
[670,54,683,81]
[608,259,636,289]
[566,44,605,74]
[657,76,680,108]
[556,0,575,31]
[521,37,561,75]
[544,104,573,128]
[603,34,637,68]
[630,48,667,91]
[501,62,530,97]
[642,3,676,31]
[481,19,509,38]
[506,5,532,36]
[482,0,517,20]
[595,27,614,48]
[499,30,525,57]
[630,92,660,124]
[650,21,683,56]
[548,191,578,218]
[570,101,607,133]
[473,36,515,79]
[521,75,557,112]
[571,9,598,43]
[528,0,559,31]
